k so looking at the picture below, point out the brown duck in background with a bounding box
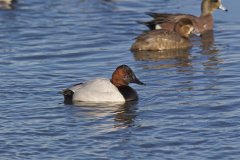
[131,18,198,51]
[142,0,228,34]
[0,0,13,4]
[0,0,16,9]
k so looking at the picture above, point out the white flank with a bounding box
[70,78,125,102]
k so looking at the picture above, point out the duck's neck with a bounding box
[201,0,212,16]
[117,86,138,101]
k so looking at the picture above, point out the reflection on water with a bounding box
[132,48,191,61]
[113,101,138,128]
[132,48,192,69]
[200,30,215,50]
[1,0,240,159]
[198,31,222,75]
[72,101,138,128]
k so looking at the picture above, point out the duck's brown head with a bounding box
[174,18,196,38]
[201,0,228,16]
[111,65,145,87]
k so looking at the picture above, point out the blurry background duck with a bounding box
[61,65,145,104]
[131,18,198,51]
[0,0,16,9]
[141,0,228,34]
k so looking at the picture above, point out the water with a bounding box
[1,0,240,159]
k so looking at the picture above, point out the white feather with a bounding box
[70,78,125,102]
[155,24,162,30]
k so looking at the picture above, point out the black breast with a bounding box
[117,86,138,101]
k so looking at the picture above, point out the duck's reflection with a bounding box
[198,30,222,74]
[133,48,190,61]
[200,30,215,52]
[113,101,138,127]
[132,48,192,69]
[71,101,138,128]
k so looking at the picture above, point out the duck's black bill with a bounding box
[134,78,146,85]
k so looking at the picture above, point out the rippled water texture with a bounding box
[1,0,240,159]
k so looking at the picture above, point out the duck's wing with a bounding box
[143,13,197,30]
[135,30,182,42]
[139,20,176,30]
[131,30,183,51]
[72,78,125,102]
[147,12,196,21]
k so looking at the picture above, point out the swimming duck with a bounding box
[61,65,145,103]
[0,0,13,4]
[0,0,15,9]
[142,0,228,34]
[131,18,197,51]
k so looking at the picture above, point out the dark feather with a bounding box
[117,86,138,101]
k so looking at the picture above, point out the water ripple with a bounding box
[0,0,240,159]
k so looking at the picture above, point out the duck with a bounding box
[61,65,145,103]
[0,0,16,9]
[141,0,228,34]
[131,18,197,51]
[0,0,14,4]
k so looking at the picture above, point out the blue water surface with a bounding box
[0,0,240,159]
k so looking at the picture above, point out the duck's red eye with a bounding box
[211,0,219,3]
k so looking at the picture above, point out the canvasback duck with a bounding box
[131,18,197,51]
[141,0,228,34]
[61,65,145,103]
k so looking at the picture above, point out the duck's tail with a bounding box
[137,20,158,30]
[59,89,74,104]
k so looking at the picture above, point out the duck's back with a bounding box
[71,78,125,102]
[131,30,190,51]
[145,13,198,31]
[153,13,213,33]
[145,13,213,33]
[149,13,196,21]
